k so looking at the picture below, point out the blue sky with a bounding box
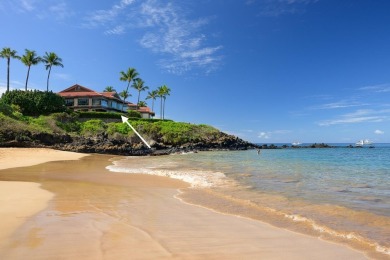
[1,0,389,143]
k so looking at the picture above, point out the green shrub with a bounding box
[81,119,106,135]
[77,111,122,119]
[0,113,40,134]
[107,122,131,135]
[127,110,141,118]
[51,112,81,133]
[1,90,65,116]
[27,115,65,134]
[0,100,13,116]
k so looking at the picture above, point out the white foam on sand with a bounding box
[106,160,227,188]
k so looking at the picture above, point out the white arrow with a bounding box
[121,116,151,149]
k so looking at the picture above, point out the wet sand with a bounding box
[0,148,369,259]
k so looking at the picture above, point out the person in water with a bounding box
[257,148,261,155]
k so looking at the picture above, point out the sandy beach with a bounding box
[0,148,369,259]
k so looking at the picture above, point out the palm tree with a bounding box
[119,90,130,112]
[120,67,139,111]
[20,49,41,91]
[132,78,149,110]
[104,86,116,92]
[161,85,171,120]
[146,90,158,116]
[42,52,63,91]
[0,47,20,92]
[157,85,165,119]
[138,100,147,107]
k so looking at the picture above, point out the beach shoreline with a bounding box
[0,148,370,259]
[0,148,88,248]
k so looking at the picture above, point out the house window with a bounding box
[65,99,74,106]
[92,99,101,106]
[101,100,108,107]
[78,98,89,106]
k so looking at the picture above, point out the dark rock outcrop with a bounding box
[0,130,259,156]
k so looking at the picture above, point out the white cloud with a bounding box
[259,0,318,17]
[258,130,290,139]
[84,0,222,74]
[84,0,135,27]
[311,101,367,110]
[318,109,390,126]
[360,83,390,93]
[258,132,270,139]
[374,130,384,135]
[2,0,74,20]
[20,0,35,12]
[137,0,222,74]
[0,80,25,96]
[48,2,74,20]
[0,86,6,97]
[105,25,125,35]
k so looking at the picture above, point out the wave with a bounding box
[106,154,390,258]
[284,213,390,256]
[106,160,228,188]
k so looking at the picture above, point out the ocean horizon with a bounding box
[107,144,390,257]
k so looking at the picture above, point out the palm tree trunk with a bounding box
[123,97,127,112]
[136,91,140,110]
[123,81,131,112]
[163,97,166,120]
[25,66,31,91]
[46,66,52,92]
[7,58,10,92]
[160,97,163,119]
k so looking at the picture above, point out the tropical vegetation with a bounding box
[104,86,116,92]
[0,105,220,147]
[1,46,172,121]
[146,90,158,115]
[42,52,64,91]
[119,67,139,111]
[0,47,20,93]
[132,78,149,110]
[1,90,65,116]
[157,85,171,120]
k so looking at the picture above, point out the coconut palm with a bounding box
[42,52,63,91]
[104,86,116,92]
[119,90,131,112]
[119,67,139,111]
[161,85,171,120]
[157,85,166,119]
[138,101,147,107]
[132,78,149,110]
[20,49,42,91]
[146,90,158,116]
[0,47,20,93]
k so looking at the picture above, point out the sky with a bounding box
[1,0,390,143]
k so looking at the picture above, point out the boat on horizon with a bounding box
[355,139,374,147]
[292,141,302,146]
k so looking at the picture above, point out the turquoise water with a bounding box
[107,144,390,257]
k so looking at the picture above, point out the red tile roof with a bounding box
[58,84,124,102]
[58,84,154,114]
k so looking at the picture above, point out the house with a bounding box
[58,84,155,119]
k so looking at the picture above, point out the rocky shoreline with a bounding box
[0,130,259,156]
[0,129,367,156]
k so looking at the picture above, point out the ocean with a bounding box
[107,144,390,258]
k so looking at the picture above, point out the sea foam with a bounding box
[106,160,227,188]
